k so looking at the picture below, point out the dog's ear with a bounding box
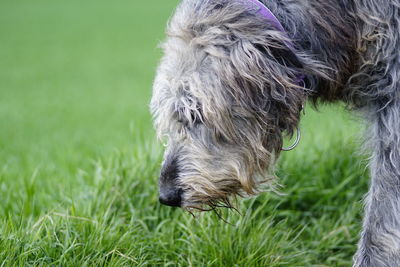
[199,35,306,153]
[219,37,305,115]
[257,43,303,70]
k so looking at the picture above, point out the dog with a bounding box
[150,0,400,266]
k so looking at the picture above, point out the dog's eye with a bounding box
[214,130,229,144]
[177,108,203,127]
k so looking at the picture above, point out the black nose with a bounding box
[159,188,183,207]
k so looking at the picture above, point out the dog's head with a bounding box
[151,0,309,210]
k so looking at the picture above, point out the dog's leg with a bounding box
[354,98,400,267]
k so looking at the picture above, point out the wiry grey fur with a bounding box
[150,0,400,265]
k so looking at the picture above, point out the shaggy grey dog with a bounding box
[150,0,400,266]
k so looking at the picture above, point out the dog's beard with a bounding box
[173,143,277,212]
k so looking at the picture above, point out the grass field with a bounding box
[0,1,369,266]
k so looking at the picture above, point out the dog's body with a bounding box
[151,0,400,265]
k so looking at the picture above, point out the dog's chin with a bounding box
[180,192,239,213]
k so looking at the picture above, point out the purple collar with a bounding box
[246,0,305,85]
[247,0,306,151]
[247,0,286,32]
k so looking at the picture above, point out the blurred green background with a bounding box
[0,0,368,266]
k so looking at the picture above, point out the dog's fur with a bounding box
[150,0,400,265]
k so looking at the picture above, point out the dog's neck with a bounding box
[258,0,358,103]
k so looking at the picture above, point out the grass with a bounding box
[0,0,369,266]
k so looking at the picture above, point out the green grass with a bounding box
[0,0,368,266]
